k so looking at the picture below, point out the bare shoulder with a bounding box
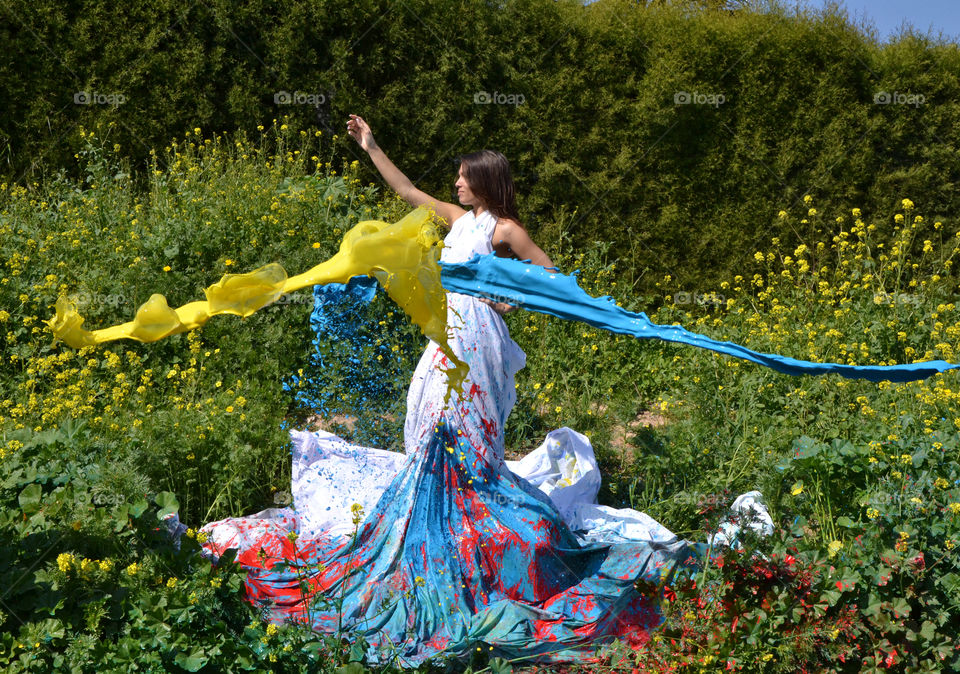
[493,217,524,240]
[493,217,553,267]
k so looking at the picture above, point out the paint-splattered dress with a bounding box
[200,209,709,665]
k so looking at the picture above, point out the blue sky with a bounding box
[804,0,960,42]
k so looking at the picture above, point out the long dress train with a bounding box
[200,210,721,665]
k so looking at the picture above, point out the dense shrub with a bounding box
[4,0,960,293]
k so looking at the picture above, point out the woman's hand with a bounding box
[346,114,378,152]
[479,297,517,315]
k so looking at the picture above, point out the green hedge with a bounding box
[4,0,960,293]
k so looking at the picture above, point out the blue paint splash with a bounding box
[288,275,415,447]
[438,253,959,383]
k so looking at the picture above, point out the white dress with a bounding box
[199,209,770,665]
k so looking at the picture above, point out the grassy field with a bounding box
[2,121,960,672]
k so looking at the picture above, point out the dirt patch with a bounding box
[305,413,358,432]
[304,413,400,434]
[609,410,669,464]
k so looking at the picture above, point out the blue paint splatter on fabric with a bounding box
[288,275,421,447]
[439,253,959,383]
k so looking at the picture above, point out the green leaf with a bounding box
[155,491,179,520]
[820,588,842,606]
[891,596,911,619]
[174,646,208,672]
[836,516,856,528]
[937,572,960,595]
[128,498,149,518]
[335,664,368,674]
[18,484,42,513]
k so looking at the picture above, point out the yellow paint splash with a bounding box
[45,207,468,392]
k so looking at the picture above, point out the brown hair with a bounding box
[458,150,521,224]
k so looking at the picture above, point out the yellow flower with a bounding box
[166,577,178,588]
[803,194,813,204]
[163,265,171,272]
[196,531,209,544]
[312,242,321,249]
[948,503,960,514]
[791,482,803,496]
[901,198,914,210]
[827,540,842,558]
[57,553,74,572]
[265,623,279,636]
[894,214,904,224]
[351,502,365,525]
[225,405,234,413]
[224,259,234,266]
[866,508,879,519]
[852,208,861,218]
[126,562,140,576]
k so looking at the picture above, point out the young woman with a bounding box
[199,116,705,667]
[346,114,552,267]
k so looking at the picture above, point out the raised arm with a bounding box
[346,114,465,227]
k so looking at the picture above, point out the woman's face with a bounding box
[455,164,478,208]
